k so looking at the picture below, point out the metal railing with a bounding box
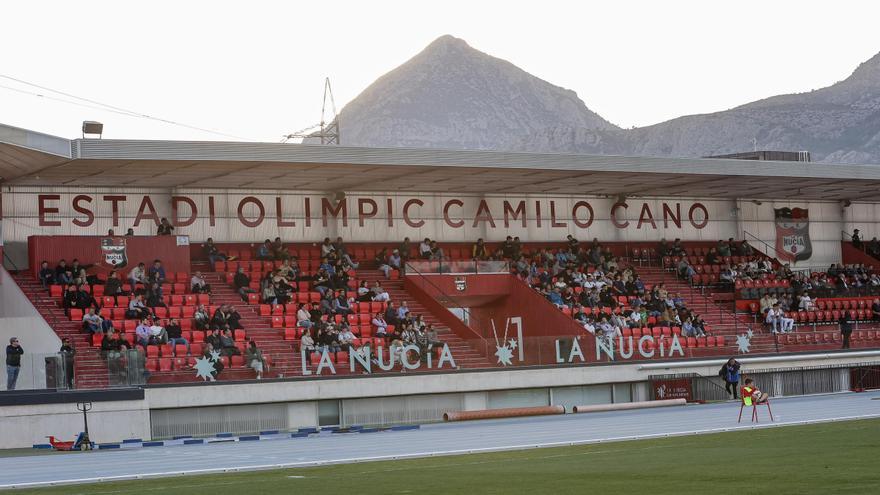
[402,262,493,345]
[404,259,510,275]
[741,230,785,266]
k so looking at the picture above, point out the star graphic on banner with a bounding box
[193,356,216,381]
[508,339,518,350]
[747,329,754,339]
[735,334,751,354]
[209,350,222,362]
[495,344,514,366]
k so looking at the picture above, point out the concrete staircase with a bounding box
[12,274,111,389]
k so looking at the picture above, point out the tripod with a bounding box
[76,401,93,450]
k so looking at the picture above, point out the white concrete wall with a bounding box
[0,399,150,449]
[0,266,61,391]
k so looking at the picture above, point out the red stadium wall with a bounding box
[840,241,878,267]
[404,273,592,365]
[28,235,191,277]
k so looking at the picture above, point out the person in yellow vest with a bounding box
[740,378,769,406]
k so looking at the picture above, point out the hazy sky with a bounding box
[2,1,878,142]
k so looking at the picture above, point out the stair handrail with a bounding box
[741,230,786,266]
[2,252,63,330]
[403,262,490,339]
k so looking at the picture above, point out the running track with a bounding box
[1,390,878,489]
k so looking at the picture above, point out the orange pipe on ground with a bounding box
[443,405,564,422]
[572,398,686,414]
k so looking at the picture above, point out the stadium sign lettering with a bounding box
[35,194,709,231]
[300,343,457,375]
[555,334,685,363]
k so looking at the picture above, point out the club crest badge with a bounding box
[100,237,128,269]
[774,207,812,262]
[454,276,467,292]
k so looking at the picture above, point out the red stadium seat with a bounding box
[247,293,259,304]
[231,355,245,367]
[146,346,160,358]
[234,329,246,342]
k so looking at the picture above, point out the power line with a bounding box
[0,74,256,141]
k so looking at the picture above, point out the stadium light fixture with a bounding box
[82,121,104,139]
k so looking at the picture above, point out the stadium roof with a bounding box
[2,122,880,200]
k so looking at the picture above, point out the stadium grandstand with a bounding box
[1,122,880,482]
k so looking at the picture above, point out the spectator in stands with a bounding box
[741,378,769,405]
[657,238,669,258]
[234,267,256,301]
[101,331,127,374]
[873,299,880,321]
[257,239,273,260]
[338,325,356,349]
[868,237,880,258]
[370,281,391,302]
[211,305,230,330]
[127,294,151,320]
[166,318,190,356]
[227,305,244,330]
[59,338,75,389]
[244,340,268,379]
[135,318,159,348]
[396,237,412,262]
[428,241,445,261]
[205,329,221,350]
[38,261,55,288]
[55,259,73,285]
[682,316,706,338]
[219,329,240,357]
[147,260,166,285]
[372,312,388,338]
[74,285,99,313]
[194,304,210,330]
[262,281,278,305]
[308,302,323,326]
[82,308,113,334]
[839,312,854,349]
[472,238,488,260]
[300,331,316,361]
[271,237,290,260]
[205,238,228,265]
[157,218,174,236]
[190,271,211,294]
[296,303,313,329]
[417,238,432,259]
[125,228,135,236]
[852,229,863,249]
[104,270,124,305]
[384,302,399,325]
[766,303,794,334]
[145,282,167,312]
[759,294,777,315]
[5,337,23,390]
[798,293,815,311]
[422,324,443,349]
[128,262,147,294]
[380,249,402,279]
[677,258,696,281]
[201,343,223,381]
[332,290,354,316]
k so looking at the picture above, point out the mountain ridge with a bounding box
[335,35,880,165]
